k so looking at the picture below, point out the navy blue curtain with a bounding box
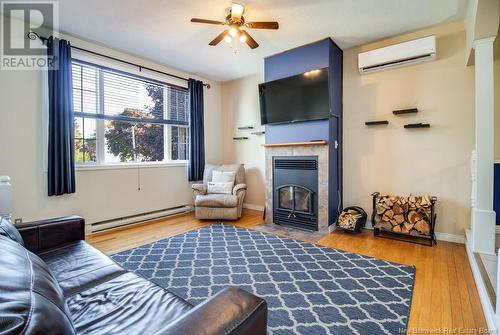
[188,79,205,182]
[47,37,75,196]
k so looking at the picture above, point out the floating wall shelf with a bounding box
[251,131,266,135]
[404,123,430,129]
[365,120,389,126]
[233,137,249,140]
[393,108,418,115]
[237,126,254,130]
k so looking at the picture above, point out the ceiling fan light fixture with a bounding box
[231,3,245,19]
[229,26,239,37]
[191,4,278,50]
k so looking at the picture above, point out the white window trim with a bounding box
[95,69,105,164]
[76,160,188,171]
[72,56,190,167]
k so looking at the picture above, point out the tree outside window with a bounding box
[72,62,189,165]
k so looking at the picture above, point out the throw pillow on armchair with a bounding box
[207,170,236,194]
[207,182,233,194]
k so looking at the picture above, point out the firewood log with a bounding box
[403,222,414,231]
[393,203,403,215]
[393,225,402,233]
[417,210,430,222]
[394,214,405,224]
[401,203,409,213]
[420,195,431,207]
[408,211,421,224]
[414,220,430,235]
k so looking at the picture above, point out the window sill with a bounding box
[76,161,188,171]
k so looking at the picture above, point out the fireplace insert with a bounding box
[273,156,318,231]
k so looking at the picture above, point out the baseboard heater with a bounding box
[89,205,191,234]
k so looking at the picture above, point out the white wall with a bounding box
[0,18,222,226]
[221,21,475,236]
[221,74,265,209]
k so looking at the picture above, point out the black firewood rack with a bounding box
[371,192,438,246]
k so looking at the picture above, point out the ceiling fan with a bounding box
[191,3,279,49]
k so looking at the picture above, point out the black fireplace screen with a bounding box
[278,185,313,214]
[273,156,318,231]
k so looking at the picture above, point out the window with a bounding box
[72,61,189,165]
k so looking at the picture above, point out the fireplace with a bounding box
[273,156,318,231]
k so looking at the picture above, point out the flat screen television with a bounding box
[259,68,330,125]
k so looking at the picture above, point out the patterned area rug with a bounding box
[111,224,415,335]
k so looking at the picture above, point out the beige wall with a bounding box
[222,21,475,236]
[0,17,223,226]
[221,74,265,209]
[344,22,474,236]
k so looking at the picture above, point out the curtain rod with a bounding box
[27,31,210,89]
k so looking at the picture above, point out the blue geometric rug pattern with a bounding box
[111,224,415,335]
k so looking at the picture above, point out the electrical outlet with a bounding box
[14,218,22,224]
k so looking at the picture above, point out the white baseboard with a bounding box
[364,221,464,244]
[464,231,499,331]
[88,205,191,234]
[434,232,465,244]
[243,203,264,211]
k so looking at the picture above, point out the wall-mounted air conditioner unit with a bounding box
[358,35,436,74]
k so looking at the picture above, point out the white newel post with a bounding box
[497,247,500,323]
[471,37,496,255]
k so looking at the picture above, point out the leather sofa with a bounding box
[0,216,267,335]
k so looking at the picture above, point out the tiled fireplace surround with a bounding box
[260,143,331,240]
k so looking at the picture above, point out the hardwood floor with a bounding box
[88,209,487,333]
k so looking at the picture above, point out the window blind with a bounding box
[72,61,189,126]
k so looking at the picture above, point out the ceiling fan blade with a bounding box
[209,30,229,46]
[191,18,225,25]
[231,3,245,20]
[241,31,259,49]
[245,21,279,29]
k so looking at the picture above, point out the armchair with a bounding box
[192,164,247,220]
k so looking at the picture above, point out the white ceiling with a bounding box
[55,0,467,82]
